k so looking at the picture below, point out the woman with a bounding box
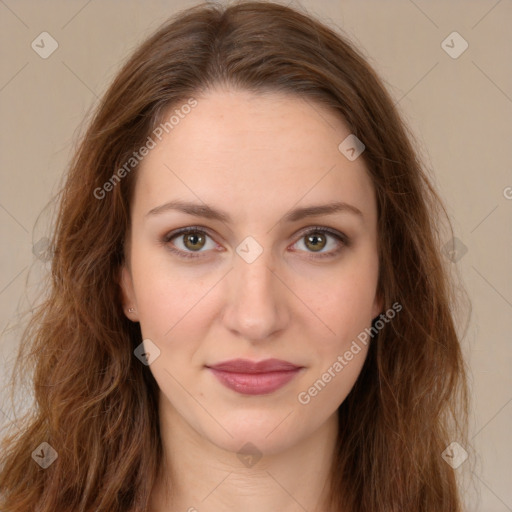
[0,2,471,511]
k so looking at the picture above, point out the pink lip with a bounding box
[206,359,303,395]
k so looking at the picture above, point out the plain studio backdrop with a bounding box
[0,1,511,511]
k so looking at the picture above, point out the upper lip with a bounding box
[207,358,302,374]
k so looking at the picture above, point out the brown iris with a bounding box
[304,232,327,252]
[183,232,206,251]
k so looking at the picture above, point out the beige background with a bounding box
[1,0,511,510]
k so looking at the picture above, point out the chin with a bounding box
[206,421,300,458]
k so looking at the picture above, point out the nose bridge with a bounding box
[223,241,286,340]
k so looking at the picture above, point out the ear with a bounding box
[371,288,384,320]
[119,263,139,322]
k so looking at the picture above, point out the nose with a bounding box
[221,247,289,341]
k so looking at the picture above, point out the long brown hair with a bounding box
[0,1,471,510]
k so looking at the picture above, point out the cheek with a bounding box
[130,250,190,339]
[296,277,373,409]
[298,261,378,348]
[136,279,174,333]
[131,255,218,349]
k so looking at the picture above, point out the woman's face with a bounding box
[121,88,382,456]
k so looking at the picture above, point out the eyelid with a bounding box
[162,224,349,259]
[162,225,219,246]
[294,225,349,245]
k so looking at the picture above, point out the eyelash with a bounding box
[161,225,349,261]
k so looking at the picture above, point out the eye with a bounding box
[162,226,349,260]
[290,226,348,259]
[162,226,218,259]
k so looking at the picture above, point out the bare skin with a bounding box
[120,87,382,512]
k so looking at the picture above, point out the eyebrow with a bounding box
[146,199,363,224]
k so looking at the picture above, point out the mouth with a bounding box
[205,358,304,395]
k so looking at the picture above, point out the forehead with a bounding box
[133,88,376,225]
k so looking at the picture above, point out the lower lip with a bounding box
[207,368,302,395]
